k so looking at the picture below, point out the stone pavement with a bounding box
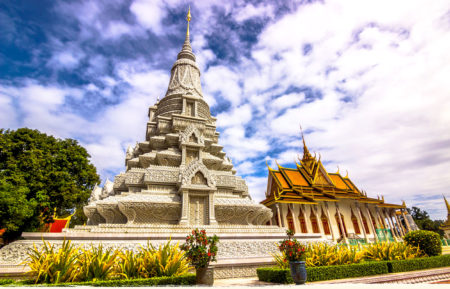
[213,267,450,286]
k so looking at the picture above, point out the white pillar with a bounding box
[324,202,336,242]
[365,204,378,243]
[355,202,369,243]
[336,203,348,244]
[290,204,301,235]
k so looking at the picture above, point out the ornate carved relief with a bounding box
[180,160,216,187]
[189,196,208,225]
[84,206,106,225]
[192,172,207,185]
[167,59,203,97]
[179,125,204,145]
[144,168,179,184]
[118,201,181,224]
[186,149,199,166]
[96,202,127,224]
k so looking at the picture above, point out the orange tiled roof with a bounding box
[272,171,290,189]
[281,168,309,187]
[328,174,350,190]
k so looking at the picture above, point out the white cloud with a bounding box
[234,3,274,23]
[130,0,180,35]
[3,0,450,220]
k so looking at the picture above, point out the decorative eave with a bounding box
[377,203,405,209]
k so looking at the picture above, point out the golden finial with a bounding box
[345,170,348,178]
[186,6,191,38]
[336,165,340,174]
[265,160,273,171]
[444,195,450,212]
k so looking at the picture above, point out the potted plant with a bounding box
[181,229,219,285]
[279,229,307,284]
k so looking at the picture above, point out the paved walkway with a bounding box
[213,267,450,286]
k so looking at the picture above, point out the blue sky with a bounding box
[1,0,450,220]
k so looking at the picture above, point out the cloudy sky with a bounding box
[1,0,450,220]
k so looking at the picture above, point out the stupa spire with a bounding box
[177,6,195,61]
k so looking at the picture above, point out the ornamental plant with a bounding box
[278,230,306,262]
[180,229,219,269]
[404,230,442,256]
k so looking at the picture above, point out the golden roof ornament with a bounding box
[444,195,450,213]
[186,6,191,38]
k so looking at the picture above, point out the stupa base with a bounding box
[0,226,325,279]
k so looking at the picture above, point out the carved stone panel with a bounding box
[192,172,207,185]
[189,196,209,226]
[186,149,199,166]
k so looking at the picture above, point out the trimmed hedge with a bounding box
[6,274,196,287]
[258,255,450,284]
[307,262,389,282]
[0,280,14,286]
[257,267,293,284]
[388,255,450,273]
[404,230,442,256]
[257,262,388,284]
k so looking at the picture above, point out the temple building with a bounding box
[440,196,450,239]
[261,133,417,243]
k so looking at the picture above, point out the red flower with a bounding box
[208,252,211,256]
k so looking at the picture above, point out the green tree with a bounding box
[408,206,444,237]
[0,128,100,241]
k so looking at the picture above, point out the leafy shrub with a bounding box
[273,243,365,268]
[257,267,293,284]
[306,243,364,267]
[180,229,219,269]
[271,252,289,269]
[26,239,81,284]
[26,239,189,284]
[404,230,442,256]
[139,241,189,278]
[388,255,450,272]
[0,279,14,285]
[307,262,388,282]
[278,230,306,262]
[78,244,118,281]
[257,262,388,283]
[116,250,143,280]
[364,242,424,261]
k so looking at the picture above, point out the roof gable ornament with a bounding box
[299,125,316,175]
[444,195,450,213]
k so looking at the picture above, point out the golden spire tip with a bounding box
[187,6,191,22]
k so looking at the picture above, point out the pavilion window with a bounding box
[351,214,361,234]
[310,214,320,234]
[321,212,331,235]
[286,208,295,233]
[298,208,308,233]
[361,213,370,234]
[369,210,377,229]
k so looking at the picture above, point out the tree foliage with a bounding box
[408,206,444,237]
[0,128,100,241]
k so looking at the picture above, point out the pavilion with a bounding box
[261,132,418,243]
